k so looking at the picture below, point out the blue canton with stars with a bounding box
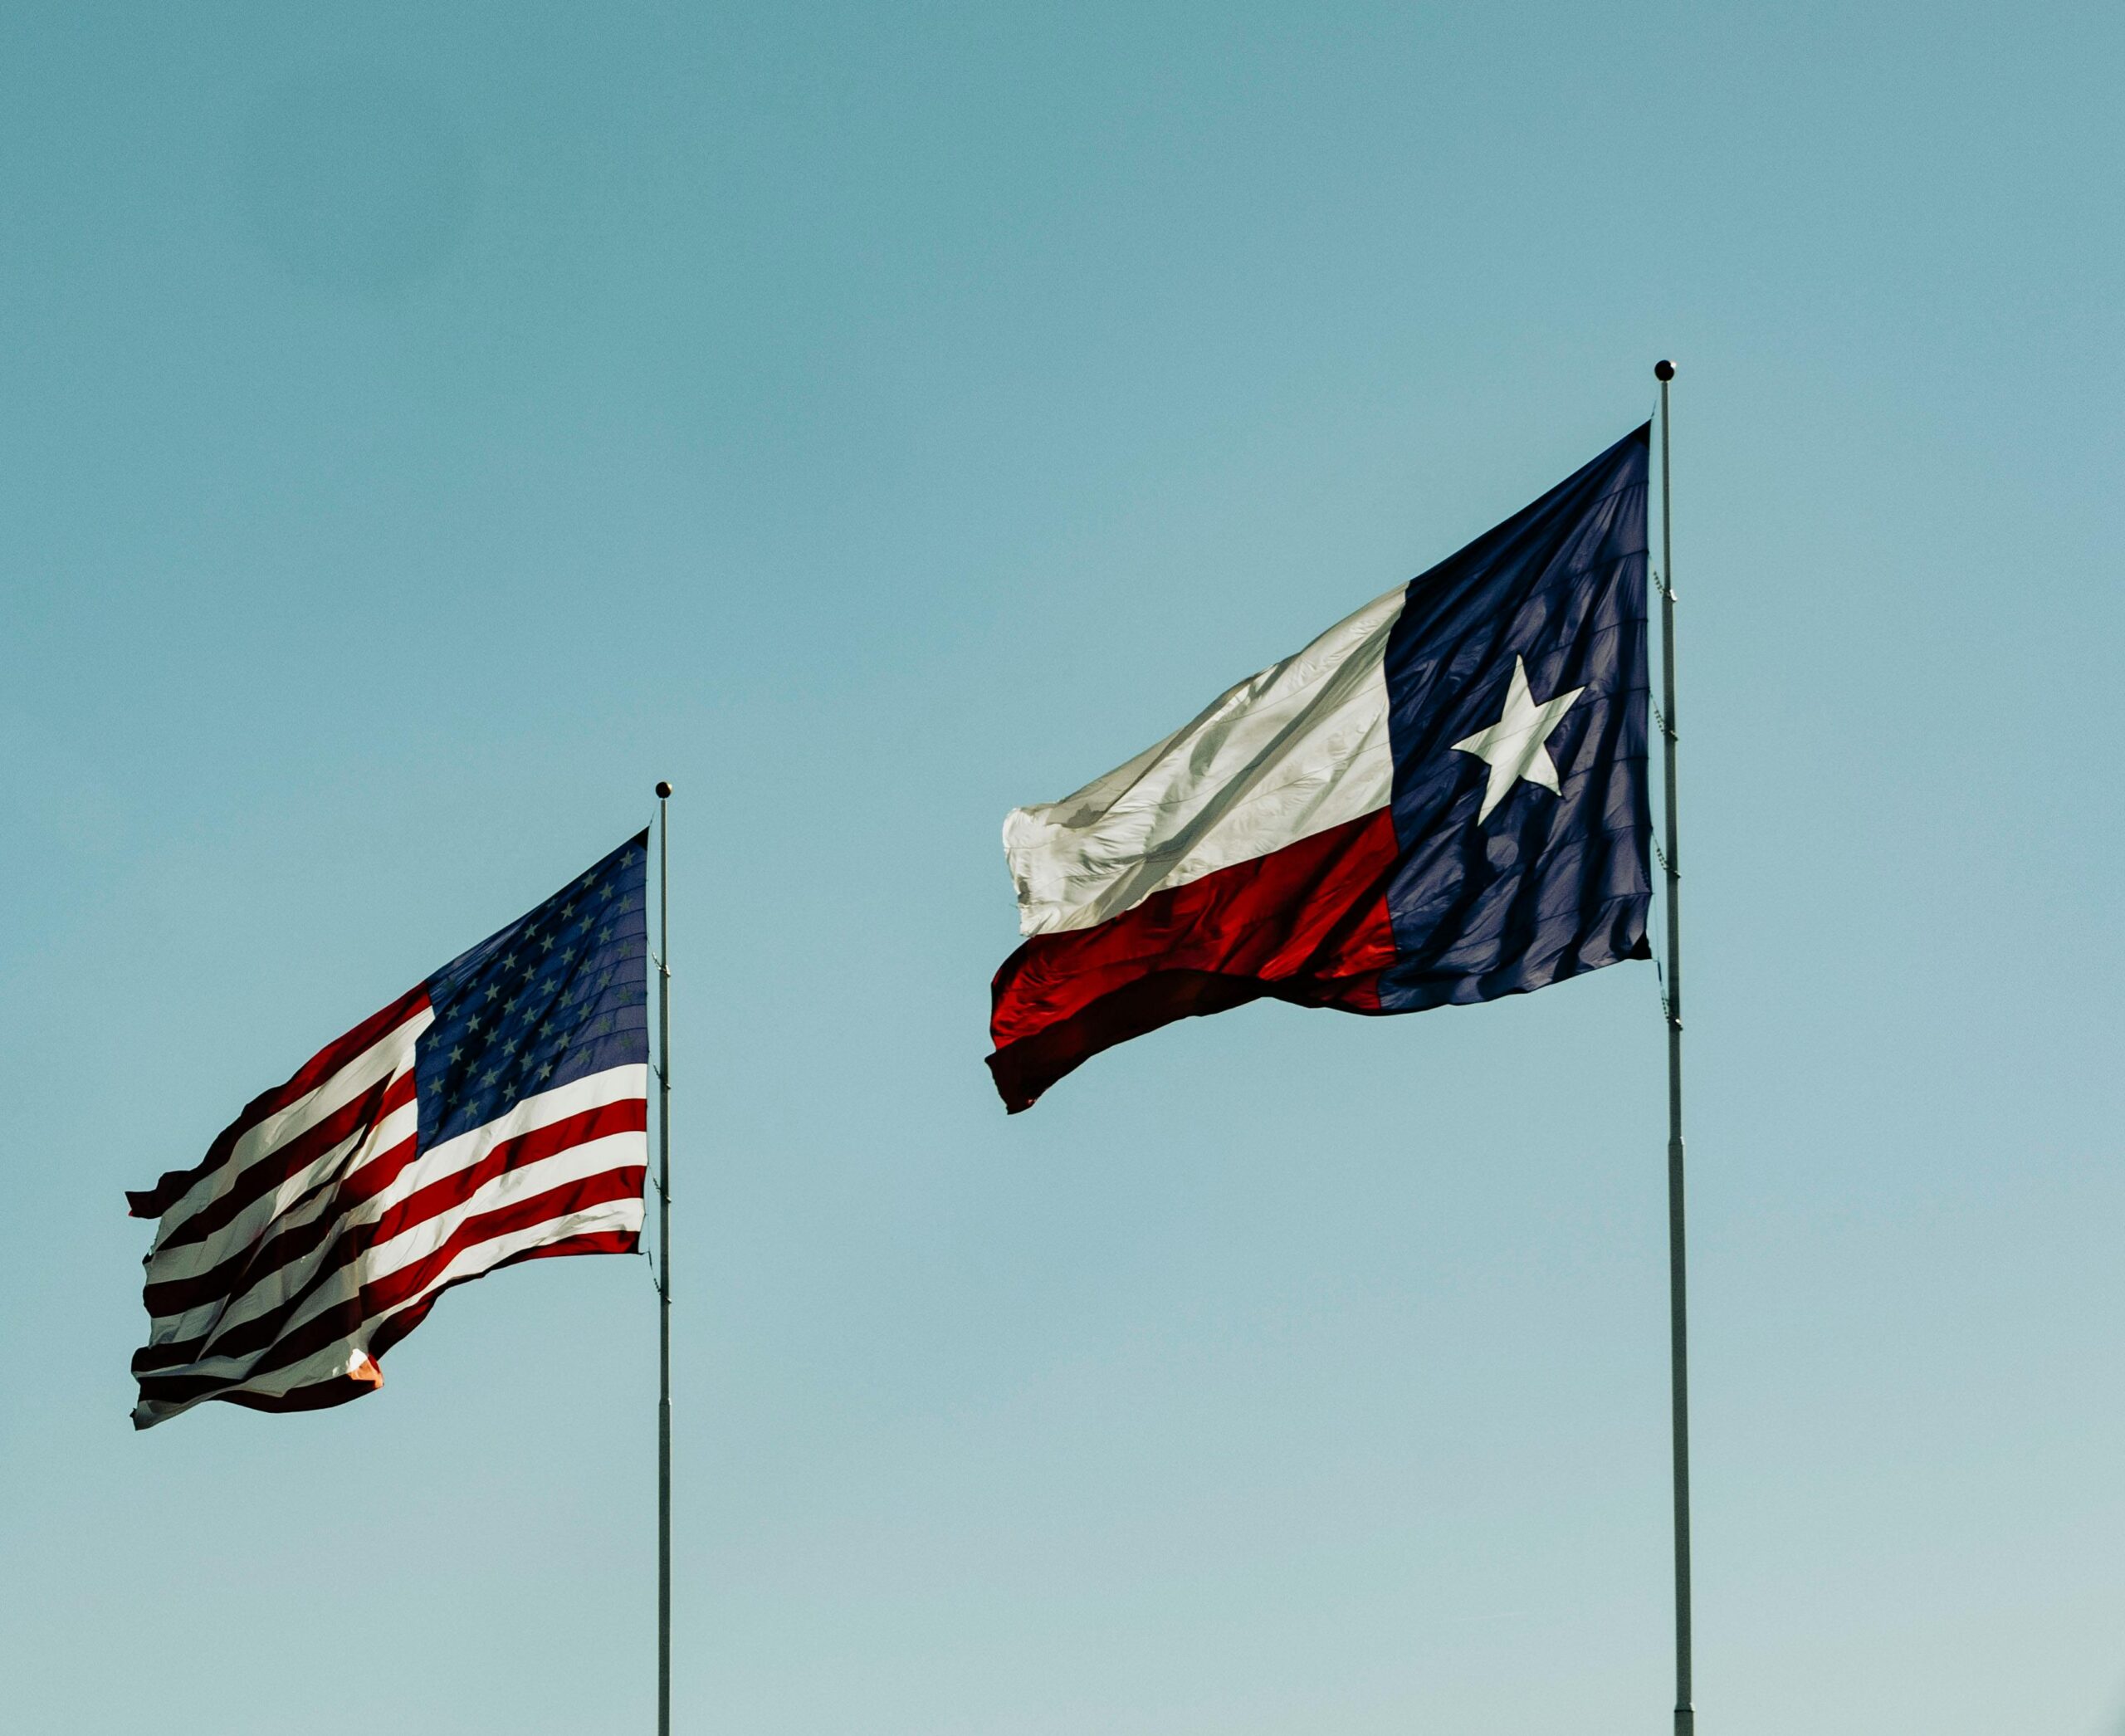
[415,833,650,1148]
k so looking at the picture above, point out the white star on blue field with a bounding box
[418,835,646,1142]
[1451,655,1585,824]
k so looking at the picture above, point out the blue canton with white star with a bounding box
[414,832,650,1148]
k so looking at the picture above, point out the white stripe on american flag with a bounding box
[139,1072,427,1349]
[144,1006,434,1259]
[153,1061,639,1329]
[144,1088,423,1291]
[164,1196,647,1412]
[131,1011,647,1430]
[205,1098,645,1357]
[139,1178,646,1408]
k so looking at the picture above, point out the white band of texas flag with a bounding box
[987,427,1654,1112]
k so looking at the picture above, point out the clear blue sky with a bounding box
[3,4,2120,1732]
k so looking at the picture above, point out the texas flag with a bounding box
[988,425,1653,1112]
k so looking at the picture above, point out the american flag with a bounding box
[128,834,652,1430]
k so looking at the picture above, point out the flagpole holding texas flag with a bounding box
[1654,360,1696,1736]
[984,388,1703,1725]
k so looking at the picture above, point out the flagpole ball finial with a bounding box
[655,781,673,799]
[1654,359,1675,381]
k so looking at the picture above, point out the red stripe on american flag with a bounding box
[126,987,429,1221]
[356,1165,647,1322]
[156,1065,423,1255]
[208,1230,644,1419]
[131,1055,647,1425]
[133,1171,645,1408]
[139,1098,645,1352]
[365,1229,641,1357]
[367,1098,647,1252]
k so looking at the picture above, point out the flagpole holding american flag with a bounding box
[654,780,674,1736]
[1653,360,1697,1736]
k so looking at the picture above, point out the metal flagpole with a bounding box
[654,780,673,1736]
[1652,361,1694,1734]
